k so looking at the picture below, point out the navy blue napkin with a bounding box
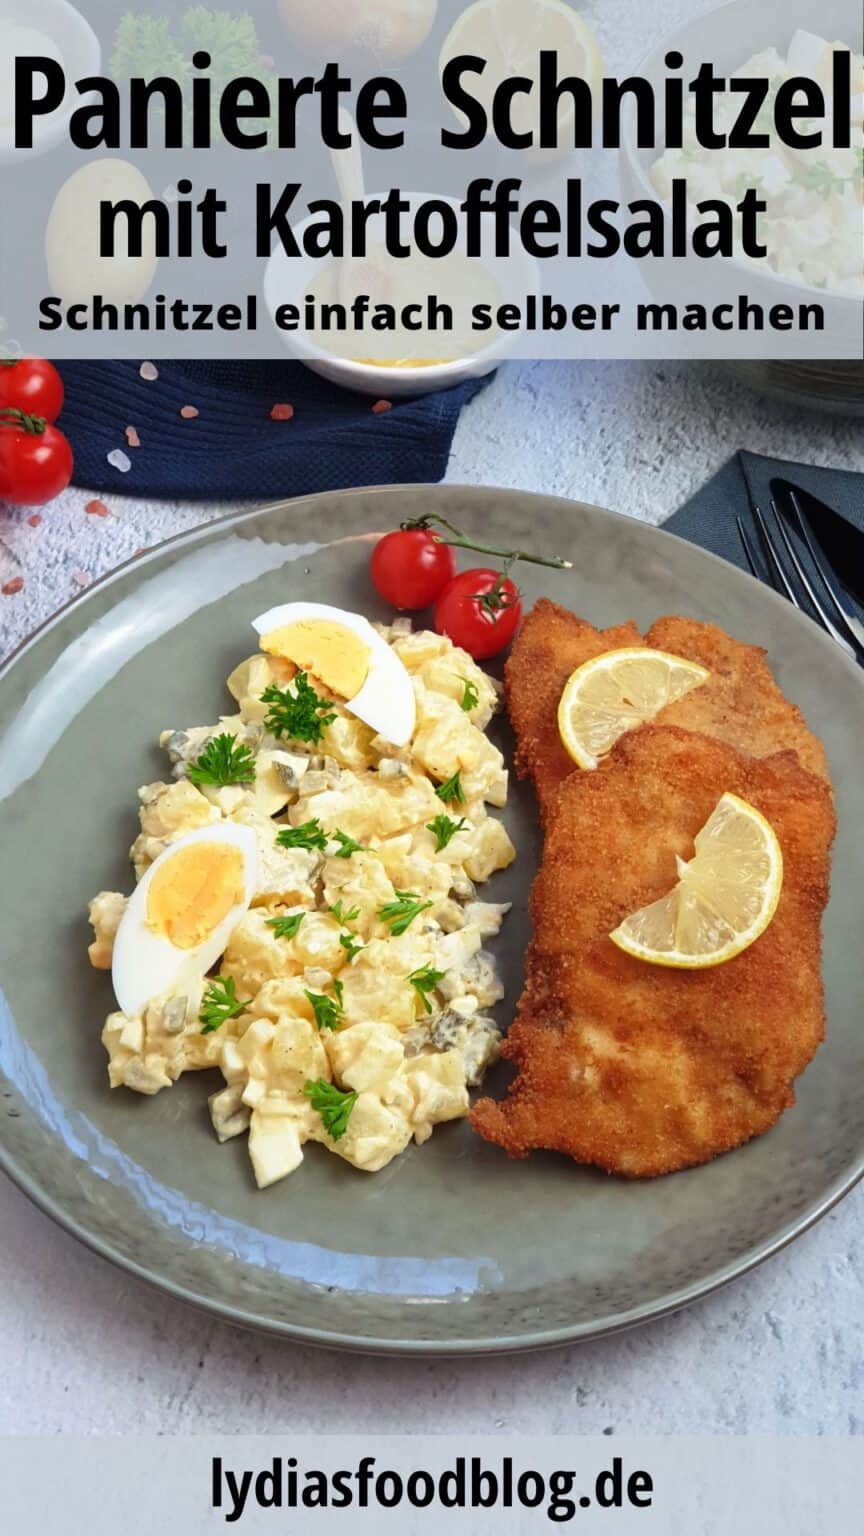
[56,360,493,500]
[666,448,864,620]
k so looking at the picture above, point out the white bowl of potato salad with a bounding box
[88,601,515,1190]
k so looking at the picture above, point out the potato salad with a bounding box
[651,31,864,296]
[88,604,515,1189]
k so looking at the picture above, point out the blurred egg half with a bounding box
[45,158,158,306]
[252,600,416,746]
[112,824,258,1017]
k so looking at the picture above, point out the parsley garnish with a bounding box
[379,891,433,937]
[305,980,345,1032]
[427,813,468,852]
[276,819,328,852]
[304,1078,358,1141]
[340,931,363,962]
[793,160,852,200]
[332,830,366,859]
[262,671,336,745]
[436,771,465,807]
[199,976,250,1035]
[330,900,360,925]
[186,732,256,788]
[266,911,306,941]
[409,965,446,1014]
[460,678,480,712]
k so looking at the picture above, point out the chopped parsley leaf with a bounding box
[339,931,363,962]
[276,819,328,852]
[330,900,361,926]
[460,678,480,712]
[409,965,446,1014]
[303,1078,358,1141]
[265,911,306,941]
[379,891,433,937]
[426,813,468,852]
[305,980,345,1032]
[436,770,465,807]
[331,829,366,859]
[262,671,336,745]
[199,975,250,1035]
[186,732,256,788]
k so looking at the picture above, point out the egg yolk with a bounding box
[260,619,370,700]
[147,843,245,950]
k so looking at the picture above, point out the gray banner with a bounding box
[1,1435,862,1533]
[0,0,861,362]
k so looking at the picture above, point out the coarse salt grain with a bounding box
[270,403,295,421]
[2,576,24,595]
[107,449,131,473]
[86,498,110,517]
[139,361,159,381]
[125,425,141,448]
[372,400,393,414]
[180,405,199,419]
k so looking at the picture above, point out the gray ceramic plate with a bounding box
[1,485,863,1355]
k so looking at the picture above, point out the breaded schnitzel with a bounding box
[505,600,829,818]
[471,726,836,1176]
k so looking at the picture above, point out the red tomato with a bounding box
[434,568,523,659]
[0,358,64,423]
[371,527,456,610]
[0,413,74,506]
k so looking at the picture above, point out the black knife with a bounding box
[772,477,864,615]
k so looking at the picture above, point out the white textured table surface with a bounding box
[1,360,862,1436]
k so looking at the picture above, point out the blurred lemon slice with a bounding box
[439,0,604,147]
[557,648,709,771]
[610,793,784,970]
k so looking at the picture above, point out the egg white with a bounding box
[112,824,258,1017]
[251,601,416,747]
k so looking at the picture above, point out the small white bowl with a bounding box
[263,192,540,397]
[0,0,101,162]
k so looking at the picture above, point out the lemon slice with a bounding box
[557,648,710,771]
[610,793,784,970]
[439,0,604,149]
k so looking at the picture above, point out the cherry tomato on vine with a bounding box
[0,410,74,506]
[434,568,523,660]
[370,526,456,610]
[0,358,64,424]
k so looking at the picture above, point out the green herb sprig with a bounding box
[330,900,360,925]
[262,672,336,746]
[379,891,433,937]
[331,830,366,859]
[276,819,328,852]
[436,771,465,807]
[427,813,468,852]
[340,932,364,962]
[199,976,250,1035]
[305,980,345,1032]
[266,911,306,941]
[186,732,256,788]
[460,678,480,712]
[409,965,446,1014]
[304,1079,358,1141]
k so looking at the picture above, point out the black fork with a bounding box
[737,489,864,667]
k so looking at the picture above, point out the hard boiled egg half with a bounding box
[251,602,416,747]
[112,824,258,1017]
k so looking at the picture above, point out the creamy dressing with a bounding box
[303,244,502,363]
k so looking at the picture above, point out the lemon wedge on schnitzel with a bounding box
[610,793,784,969]
[557,648,709,771]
